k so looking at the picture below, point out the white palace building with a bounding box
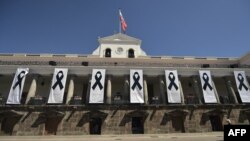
[0,33,250,135]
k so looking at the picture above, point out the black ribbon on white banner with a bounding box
[202,73,213,91]
[168,72,178,90]
[52,71,64,90]
[131,72,142,90]
[92,71,103,90]
[12,71,26,90]
[237,73,249,91]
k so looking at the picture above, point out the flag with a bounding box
[119,9,127,32]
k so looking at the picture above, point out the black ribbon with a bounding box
[202,73,213,91]
[13,71,26,89]
[237,73,249,91]
[52,71,64,90]
[168,72,178,90]
[92,71,103,90]
[131,72,142,90]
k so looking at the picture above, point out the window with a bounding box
[105,48,111,57]
[128,49,135,58]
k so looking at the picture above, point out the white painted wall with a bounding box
[100,43,142,58]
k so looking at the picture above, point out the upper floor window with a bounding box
[128,49,135,58]
[105,48,111,57]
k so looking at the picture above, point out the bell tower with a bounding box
[92,33,147,58]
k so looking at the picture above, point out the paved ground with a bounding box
[0,132,223,141]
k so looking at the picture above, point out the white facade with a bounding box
[92,33,147,58]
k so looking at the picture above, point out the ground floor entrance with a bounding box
[89,118,102,135]
[172,116,185,133]
[45,117,62,135]
[209,115,223,131]
[132,117,144,134]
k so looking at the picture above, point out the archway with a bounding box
[132,117,144,134]
[105,48,111,57]
[128,49,134,58]
[89,117,102,135]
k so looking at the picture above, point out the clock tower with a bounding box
[92,33,147,58]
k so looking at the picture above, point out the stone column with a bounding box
[143,76,149,105]
[224,77,238,104]
[212,77,221,104]
[158,76,166,105]
[25,75,38,104]
[178,79,185,105]
[191,76,202,104]
[123,75,129,104]
[106,75,112,104]
[66,76,75,104]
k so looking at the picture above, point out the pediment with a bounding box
[98,33,141,44]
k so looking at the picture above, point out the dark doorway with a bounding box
[172,116,185,133]
[128,49,135,58]
[89,118,102,135]
[132,117,144,134]
[45,117,62,135]
[209,115,223,131]
[105,48,111,57]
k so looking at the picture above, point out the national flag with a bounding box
[119,9,127,32]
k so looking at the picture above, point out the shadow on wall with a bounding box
[200,109,226,131]
[238,109,250,123]
[31,110,65,135]
[0,110,23,135]
[77,110,108,127]
[160,110,188,133]
[119,110,148,127]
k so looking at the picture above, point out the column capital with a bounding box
[143,75,148,79]
[123,75,129,80]
[30,74,42,79]
[106,74,113,79]
[222,76,234,81]
[158,76,165,85]
[190,75,199,79]
[124,74,129,79]
[68,74,77,79]
[157,75,164,80]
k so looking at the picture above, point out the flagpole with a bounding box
[119,9,121,33]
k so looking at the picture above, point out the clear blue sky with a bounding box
[0,0,249,57]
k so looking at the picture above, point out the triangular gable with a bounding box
[99,33,141,44]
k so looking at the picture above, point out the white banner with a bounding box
[48,68,68,104]
[199,70,217,103]
[234,71,250,103]
[6,68,29,104]
[89,69,106,103]
[130,69,144,103]
[165,70,181,103]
